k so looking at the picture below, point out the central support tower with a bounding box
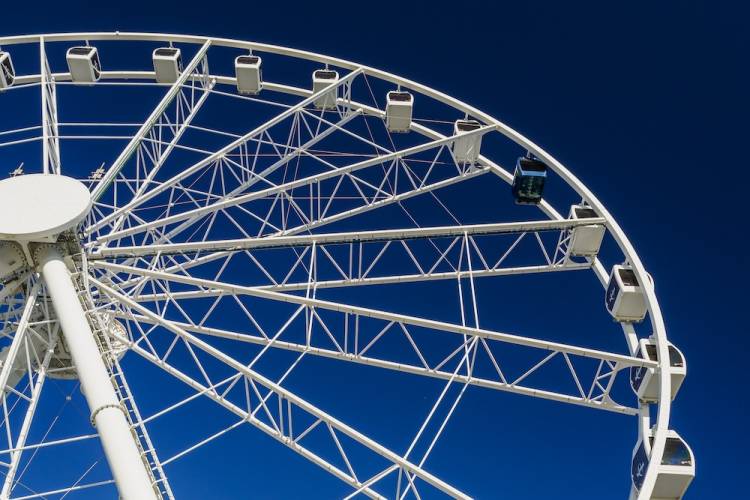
[0,174,158,500]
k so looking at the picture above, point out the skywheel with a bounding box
[0,33,693,499]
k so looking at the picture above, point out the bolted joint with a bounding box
[90,402,128,427]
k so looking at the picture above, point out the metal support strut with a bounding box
[37,246,157,500]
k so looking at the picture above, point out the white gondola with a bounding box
[235,55,262,95]
[312,69,339,110]
[630,336,686,402]
[0,51,15,89]
[66,46,101,84]
[153,47,182,84]
[385,91,413,133]
[632,428,694,499]
[566,204,605,257]
[452,119,482,165]
[605,264,647,322]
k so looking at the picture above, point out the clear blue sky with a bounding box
[0,1,746,498]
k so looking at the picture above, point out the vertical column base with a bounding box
[37,246,158,500]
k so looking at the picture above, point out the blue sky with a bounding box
[0,1,746,498]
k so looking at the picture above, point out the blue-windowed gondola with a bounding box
[0,51,15,89]
[511,152,547,204]
[630,336,686,402]
[632,428,694,498]
[605,265,647,322]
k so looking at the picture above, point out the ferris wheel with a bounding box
[0,32,693,499]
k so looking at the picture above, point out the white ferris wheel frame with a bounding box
[0,31,678,499]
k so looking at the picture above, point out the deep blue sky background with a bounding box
[1,1,747,498]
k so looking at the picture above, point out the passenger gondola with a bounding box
[312,69,339,110]
[452,119,482,165]
[0,51,15,89]
[235,55,262,95]
[153,47,183,84]
[632,428,694,499]
[566,204,605,257]
[605,264,647,322]
[630,336,686,402]
[511,152,547,204]
[66,46,101,84]
[385,91,413,133]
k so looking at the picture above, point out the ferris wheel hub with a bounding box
[0,174,91,242]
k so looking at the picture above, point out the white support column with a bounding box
[37,246,157,500]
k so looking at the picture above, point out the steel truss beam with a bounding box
[89,40,213,202]
[89,166,488,297]
[152,108,365,246]
[90,54,216,247]
[106,336,388,499]
[100,222,588,308]
[90,261,654,369]
[86,67,365,236]
[120,313,638,415]
[129,263,588,296]
[93,218,605,258]
[93,123,493,243]
[92,278,470,499]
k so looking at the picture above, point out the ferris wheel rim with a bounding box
[0,31,678,499]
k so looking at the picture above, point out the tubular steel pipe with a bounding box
[37,247,157,500]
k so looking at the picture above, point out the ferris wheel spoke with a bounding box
[89,40,213,203]
[92,278,470,499]
[119,312,637,415]
[147,108,367,246]
[93,123,493,245]
[120,343,389,499]
[92,78,216,243]
[39,37,61,175]
[90,261,650,368]
[86,164,487,291]
[93,220,594,294]
[90,263,646,413]
[94,217,605,258]
[86,67,366,238]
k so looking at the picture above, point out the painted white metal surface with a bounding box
[0,32,688,499]
[94,217,606,257]
[0,174,90,241]
[37,247,157,500]
[152,47,182,83]
[235,55,262,94]
[65,46,101,83]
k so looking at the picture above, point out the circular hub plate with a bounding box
[0,174,91,241]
